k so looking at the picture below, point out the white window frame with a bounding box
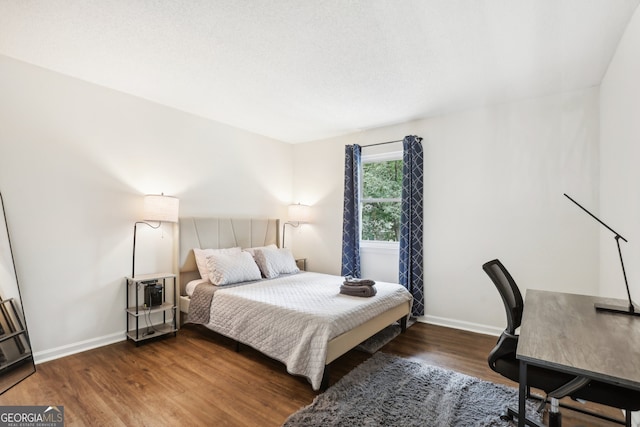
[360,150,403,250]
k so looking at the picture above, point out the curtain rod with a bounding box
[361,136,423,148]
[361,139,403,148]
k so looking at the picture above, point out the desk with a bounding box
[516,290,640,427]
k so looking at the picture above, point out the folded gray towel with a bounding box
[340,284,377,297]
[343,277,376,287]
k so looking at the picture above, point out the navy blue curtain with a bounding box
[341,144,362,277]
[399,135,424,316]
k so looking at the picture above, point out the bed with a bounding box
[178,217,412,390]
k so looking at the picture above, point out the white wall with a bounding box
[0,55,292,361]
[0,25,623,358]
[600,7,640,303]
[293,88,600,333]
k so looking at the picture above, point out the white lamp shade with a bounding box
[143,194,179,223]
[288,203,310,223]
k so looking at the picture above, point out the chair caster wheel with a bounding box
[500,411,513,421]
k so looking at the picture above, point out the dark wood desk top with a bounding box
[518,289,640,391]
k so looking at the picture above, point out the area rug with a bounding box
[283,352,541,427]
[355,318,416,354]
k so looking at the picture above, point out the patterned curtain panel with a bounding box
[399,135,425,316]
[341,144,362,277]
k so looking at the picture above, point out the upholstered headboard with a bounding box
[178,217,280,295]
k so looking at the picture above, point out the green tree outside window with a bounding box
[361,159,402,241]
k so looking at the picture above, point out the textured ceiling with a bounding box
[0,0,638,143]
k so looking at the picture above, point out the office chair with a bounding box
[483,259,640,427]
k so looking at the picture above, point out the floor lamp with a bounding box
[282,203,310,248]
[132,194,179,278]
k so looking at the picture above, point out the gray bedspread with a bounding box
[187,283,217,324]
[186,272,412,390]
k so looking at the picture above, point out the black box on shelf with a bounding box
[143,281,163,307]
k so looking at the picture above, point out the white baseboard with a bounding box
[33,331,125,365]
[418,314,503,337]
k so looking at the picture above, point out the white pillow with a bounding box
[193,247,241,281]
[243,244,277,257]
[206,251,262,285]
[254,247,300,279]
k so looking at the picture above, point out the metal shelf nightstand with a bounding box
[125,273,177,345]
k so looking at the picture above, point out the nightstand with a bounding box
[296,258,307,271]
[125,273,177,345]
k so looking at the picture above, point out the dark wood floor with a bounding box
[0,322,624,426]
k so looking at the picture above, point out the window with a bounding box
[361,152,403,242]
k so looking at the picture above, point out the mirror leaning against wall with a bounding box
[0,192,35,394]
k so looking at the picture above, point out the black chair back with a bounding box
[482,259,523,335]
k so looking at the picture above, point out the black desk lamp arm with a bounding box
[615,235,634,312]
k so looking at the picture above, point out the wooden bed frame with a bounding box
[178,217,411,389]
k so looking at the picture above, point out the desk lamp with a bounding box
[564,193,639,316]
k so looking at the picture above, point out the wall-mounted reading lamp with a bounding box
[282,203,310,248]
[132,194,179,278]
